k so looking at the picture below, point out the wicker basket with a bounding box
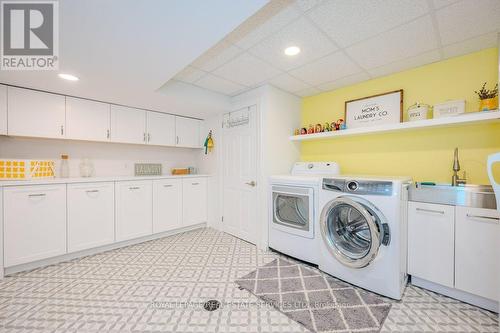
[0,159,55,180]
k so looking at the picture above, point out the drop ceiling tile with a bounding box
[317,72,371,92]
[367,49,441,78]
[174,66,207,83]
[442,32,498,59]
[269,73,311,93]
[307,0,430,48]
[294,0,323,12]
[212,53,281,87]
[345,16,438,70]
[432,0,459,9]
[288,51,362,86]
[248,17,337,71]
[231,5,302,50]
[296,86,322,97]
[436,0,500,45]
[194,74,246,96]
[191,41,242,72]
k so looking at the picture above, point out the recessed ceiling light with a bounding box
[284,46,301,56]
[58,73,79,81]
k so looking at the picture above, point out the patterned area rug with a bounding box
[236,258,392,333]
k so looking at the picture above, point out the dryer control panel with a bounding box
[323,178,393,196]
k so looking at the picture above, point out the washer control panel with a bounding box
[323,178,393,196]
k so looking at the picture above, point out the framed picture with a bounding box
[345,90,403,129]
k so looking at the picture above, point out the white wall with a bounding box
[0,136,199,178]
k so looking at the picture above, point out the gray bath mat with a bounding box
[236,258,392,332]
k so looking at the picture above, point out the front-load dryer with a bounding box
[269,162,340,264]
[318,175,411,299]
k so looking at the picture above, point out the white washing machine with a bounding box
[318,175,411,299]
[269,162,340,264]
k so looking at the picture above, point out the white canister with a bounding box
[407,103,430,121]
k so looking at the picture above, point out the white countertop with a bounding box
[0,174,211,187]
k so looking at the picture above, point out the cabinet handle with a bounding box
[129,186,140,190]
[163,184,173,187]
[148,133,151,142]
[176,136,179,144]
[107,129,110,139]
[416,208,445,215]
[192,182,199,185]
[143,133,146,142]
[86,189,99,193]
[28,193,46,197]
[466,214,500,223]
[60,125,64,136]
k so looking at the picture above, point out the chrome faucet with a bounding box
[451,147,467,186]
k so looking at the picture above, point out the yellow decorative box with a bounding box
[0,159,55,180]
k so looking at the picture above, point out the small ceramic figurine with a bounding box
[307,124,314,134]
[337,118,345,130]
[294,128,300,136]
[300,127,307,135]
[331,121,337,131]
[323,122,331,132]
[315,123,323,133]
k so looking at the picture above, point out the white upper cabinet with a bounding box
[7,86,66,139]
[0,85,7,135]
[147,112,175,146]
[110,105,146,144]
[175,117,201,148]
[455,206,500,301]
[66,97,111,142]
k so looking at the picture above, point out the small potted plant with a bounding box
[475,82,498,111]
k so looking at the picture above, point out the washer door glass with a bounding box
[273,192,309,231]
[321,196,382,268]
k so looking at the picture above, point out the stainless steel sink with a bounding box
[409,183,497,209]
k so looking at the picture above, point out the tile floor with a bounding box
[0,227,497,332]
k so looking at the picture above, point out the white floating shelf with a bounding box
[290,110,500,142]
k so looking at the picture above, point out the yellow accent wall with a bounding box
[301,48,500,184]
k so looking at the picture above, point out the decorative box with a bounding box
[433,100,465,118]
[0,159,55,180]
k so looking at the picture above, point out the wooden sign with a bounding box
[345,90,403,129]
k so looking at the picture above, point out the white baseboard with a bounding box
[4,223,206,276]
[411,276,499,313]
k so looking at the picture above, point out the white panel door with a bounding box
[67,182,115,253]
[3,185,66,267]
[147,112,175,146]
[182,178,207,227]
[153,179,182,233]
[222,106,258,244]
[115,180,152,241]
[0,85,7,135]
[110,105,146,144]
[455,206,499,300]
[175,117,201,148]
[7,86,66,139]
[408,201,455,287]
[66,97,110,142]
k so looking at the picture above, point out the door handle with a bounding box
[245,181,256,187]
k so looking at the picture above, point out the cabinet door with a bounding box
[66,97,110,142]
[0,85,7,135]
[175,117,201,148]
[3,185,66,267]
[408,201,455,287]
[182,178,207,227]
[115,180,152,241]
[455,206,499,300]
[7,87,66,139]
[67,182,115,253]
[110,105,146,144]
[146,111,175,146]
[153,179,182,233]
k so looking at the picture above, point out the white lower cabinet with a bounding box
[67,182,115,253]
[455,206,500,301]
[408,201,455,287]
[153,179,182,233]
[115,180,153,242]
[182,177,207,227]
[3,185,66,267]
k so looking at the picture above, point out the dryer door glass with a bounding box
[320,196,383,268]
[273,192,309,231]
